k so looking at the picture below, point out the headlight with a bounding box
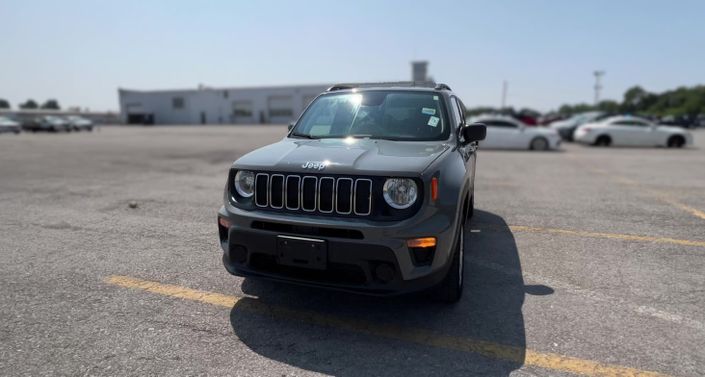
[234,170,255,198]
[383,178,418,209]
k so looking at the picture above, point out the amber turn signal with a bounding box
[407,237,436,248]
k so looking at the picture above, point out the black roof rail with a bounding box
[326,81,449,91]
[326,84,356,91]
[434,83,452,91]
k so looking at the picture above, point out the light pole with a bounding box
[593,70,605,105]
[501,80,508,109]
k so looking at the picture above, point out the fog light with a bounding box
[407,237,436,248]
[230,245,248,264]
[374,263,395,283]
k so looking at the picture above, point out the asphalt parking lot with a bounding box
[1,126,704,377]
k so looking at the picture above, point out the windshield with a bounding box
[291,91,449,141]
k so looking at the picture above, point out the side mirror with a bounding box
[461,122,487,144]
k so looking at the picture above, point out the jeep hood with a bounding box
[233,138,451,175]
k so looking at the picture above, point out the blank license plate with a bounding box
[276,235,327,270]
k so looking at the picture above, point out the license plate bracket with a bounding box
[276,235,327,270]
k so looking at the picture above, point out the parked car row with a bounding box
[0,115,94,134]
[464,113,694,150]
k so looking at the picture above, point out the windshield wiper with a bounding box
[290,133,319,139]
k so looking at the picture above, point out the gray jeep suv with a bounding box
[217,82,486,302]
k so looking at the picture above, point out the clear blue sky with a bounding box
[2,0,704,112]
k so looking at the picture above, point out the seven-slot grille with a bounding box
[254,173,372,216]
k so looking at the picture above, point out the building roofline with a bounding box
[118,83,334,95]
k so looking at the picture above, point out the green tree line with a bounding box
[557,85,705,118]
[465,85,705,120]
[0,99,61,110]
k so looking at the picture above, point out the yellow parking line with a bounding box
[508,225,705,248]
[657,197,705,221]
[106,275,669,377]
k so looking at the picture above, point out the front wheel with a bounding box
[595,135,611,147]
[667,135,685,148]
[434,224,465,303]
[530,137,549,151]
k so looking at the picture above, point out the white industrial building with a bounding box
[118,84,331,125]
[118,61,430,125]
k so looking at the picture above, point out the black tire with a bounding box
[595,135,611,147]
[434,219,465,303]
[529,137,549,151]
[667,135,685,148]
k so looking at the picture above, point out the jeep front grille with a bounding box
[254,173,372,216]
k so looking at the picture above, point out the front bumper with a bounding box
[0,126,20,133]
[573,130,594,144]
[217,204,458,296]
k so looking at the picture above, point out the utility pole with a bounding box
[501,80,508,109]
[593,70,605,105]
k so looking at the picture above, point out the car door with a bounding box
[629,119,657,145]
[504,119,528,148]
[479,121,502,148]
[610,119,651,146]
[485,120,522,149]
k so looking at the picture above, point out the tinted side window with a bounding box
[613,120,648,127]
[456,98,467,124]
[450,98,463,128]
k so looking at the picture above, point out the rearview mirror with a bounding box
[461,122,487,144]
[288,122,295,131]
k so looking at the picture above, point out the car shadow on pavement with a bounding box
[229,210,545,376]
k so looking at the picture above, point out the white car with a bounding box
[469,115,561,150]
[0,116,21,134]
[574,116,692,148]
[66,115,94,131]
